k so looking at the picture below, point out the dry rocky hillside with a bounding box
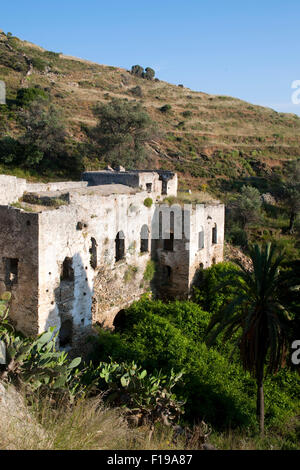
[1,30,300,190]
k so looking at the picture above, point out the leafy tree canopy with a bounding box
[84,98,159,169]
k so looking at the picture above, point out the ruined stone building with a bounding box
[0,170,224,349]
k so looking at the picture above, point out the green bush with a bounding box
[44,50,61,60]
[79,359,184,424]
[31,57,48,72]
[143,261,156,281]
[16,87,48,107]
[160,104,172,113]
[0,136,23,164]
[182,110,192,118]
[144,67,155,80]
[131,65,144,77]
[226,225,248,247]
[91,297,300,429]
[143,197,153,207]
[193,262,241,316]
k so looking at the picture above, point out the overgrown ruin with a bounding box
[0,169,224,350]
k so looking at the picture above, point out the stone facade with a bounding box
[0,170,224,350]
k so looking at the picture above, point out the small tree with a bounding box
[131,65,144,77]
[19,98,67,168]
[144,67,155,80]
[228,185,262,229]
[85,98,159,169]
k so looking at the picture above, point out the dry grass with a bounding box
[1,382,298,450]
[0,382,186,450]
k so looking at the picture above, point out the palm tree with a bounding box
[206,243,298,435]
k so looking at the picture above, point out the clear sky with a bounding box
[1,0,300,114]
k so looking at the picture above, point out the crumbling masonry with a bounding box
[0,170,224,349]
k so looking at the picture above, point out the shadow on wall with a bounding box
[46,251,94,351]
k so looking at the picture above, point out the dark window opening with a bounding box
[212,257,216,265]
[59,319,73,347]
[163,232,174,251]
[212,224,217,244]
[162,181,168,195]
[61,257,74,281]
[159,211,163,239]
[113,309,126,332]
[140,225,149,253]
[4,258,19,289]
[198,229,204,250]
[146,183,152,193]
[163,211,174,251]
[162,265,172,284]
[115,231,125,262]
[89,237,97,269]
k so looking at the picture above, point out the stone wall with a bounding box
[26,181,88,193]
[37,188,155,347]
[0,176,26,205]
[82,170,178,199]
[0,171,225,350]
[0,206,39,335]
[188,203,225,287]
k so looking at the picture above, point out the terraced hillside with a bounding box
[1,30,300,190]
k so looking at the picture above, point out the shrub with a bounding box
[129,85,143,97]
[91,298,300,429]
[43,51,60,60]
[131,65,144,77]
[85,98,158,169]
[80,359,184,425]
[144,67,155,80]
[193,261,241,316]
[143,260,156,281]
[226,225,248,247]
[16,87,48,107]
[160,104,172,113]
[143,197,153,207]
[31,57,48,72]
[124,265,138,283]
[0,136,23,164]
[182,110,192,118]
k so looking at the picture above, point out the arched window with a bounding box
[90,238,97,269]
[198,226,204,250]
[115,231,125,262]
[140,225,149,253]
[212,223,217,245]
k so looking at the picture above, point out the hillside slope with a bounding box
[1,31,300,190]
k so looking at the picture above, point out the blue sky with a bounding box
[1,0,300,114]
